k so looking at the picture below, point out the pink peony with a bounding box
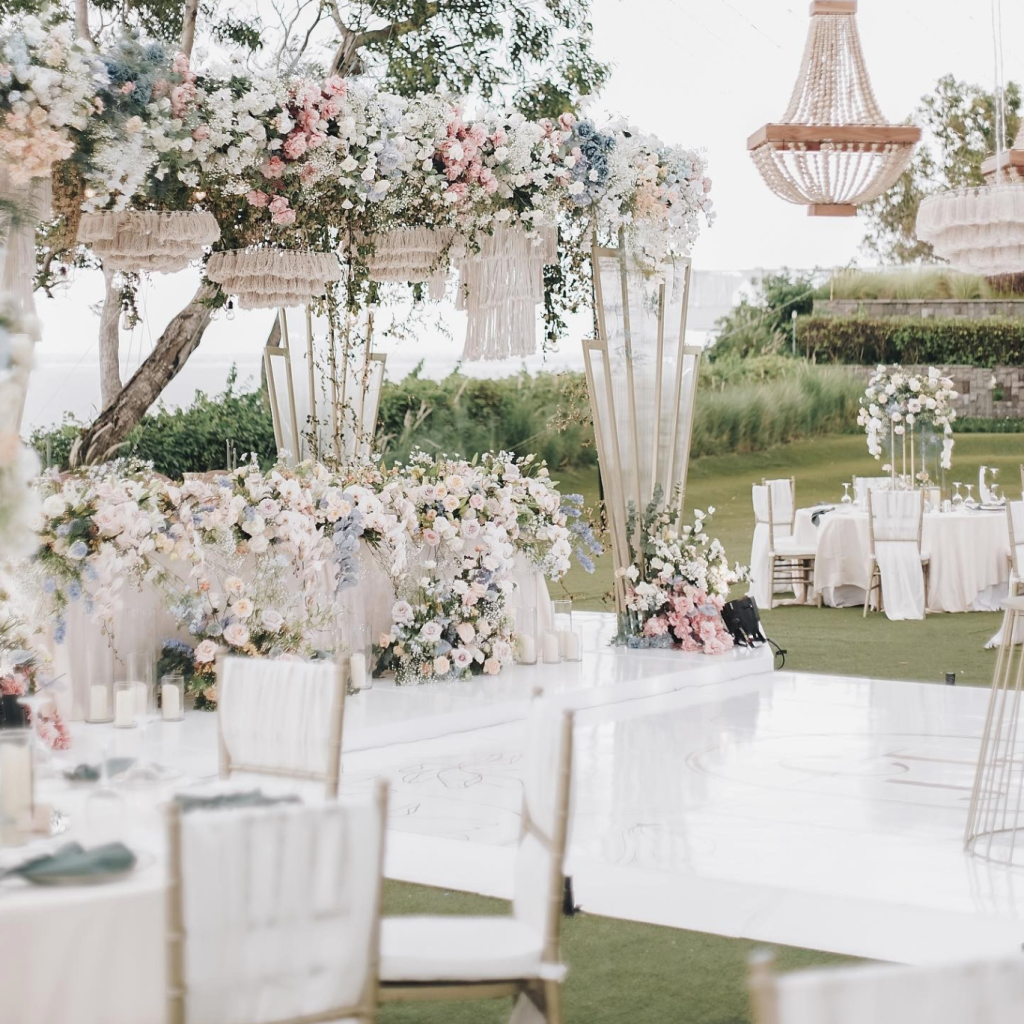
[192,124,210,140]
[479,168,498,194]
[643,616,669,637]
[558,112,576,131]
[246,189,270,207]
[268,196,290,214]
[271,209,296,225]
[261,156,286,179]
[323,75,347,97]
[171,52,191,77]
[283,131,307,160]
[120,81,136,95]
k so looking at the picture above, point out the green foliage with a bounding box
[824,267,1022,300]
[798,316,1024,367]
[710,269,819,361]
[861,74,1023,263]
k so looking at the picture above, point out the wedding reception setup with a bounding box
[5,0,1024,1021]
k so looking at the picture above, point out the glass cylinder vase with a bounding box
[85,641,114,724]
[0,729,34,846]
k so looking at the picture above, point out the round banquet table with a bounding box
[793,504,1011,613]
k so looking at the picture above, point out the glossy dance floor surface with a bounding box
[71,613,1018,965]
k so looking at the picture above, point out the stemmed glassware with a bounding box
[952,482,964,508]
[965,483,975,507]
[841,482,852,505]
[83,740,126,845]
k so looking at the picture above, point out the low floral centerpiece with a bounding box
[616,487,747,654]
[857,365,957,483]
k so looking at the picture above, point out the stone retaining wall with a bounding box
[814,299,1024,319]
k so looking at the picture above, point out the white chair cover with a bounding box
[179,798,383,1024]
[855,476,891,508]
[748,481,795,606]
[1010,500,1024,579]
[774,956,1024,1024]
[870,491,925,621]
[219,657,339,779]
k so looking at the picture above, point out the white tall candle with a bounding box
[517,632,536,664]
[350,652,368,690]
[89,684,109,721]
[542,631,561,664]
[563,632,582,662]
[0,743,32,823]
[162,683,182,721]
[557,629,572,658]
[114,689,135,728]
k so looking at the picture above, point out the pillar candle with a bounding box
[350,652,368,690]
[542,631,561,664]
[562,632,582,661]
[89,684,109,721]
[162,683,182,721]
[517,632,537,664]
[0,743,32,823]
[113,689,135,728]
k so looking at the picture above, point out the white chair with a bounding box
[749,950,1024,1024]
[379,696,574,1023]
[750,481,818,609]
[216,656,348,798]
[853,475,891,508]
[166,781,388,1024]
[864,490,929,620]
[988,502,1024,648]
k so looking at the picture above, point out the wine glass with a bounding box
[841,482,852,505]
[83,740,126,845]
[965,483,976,507]
[952,482,963,507]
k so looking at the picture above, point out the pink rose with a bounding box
[283,132,307,160]
[483,658,501,675]
[246,189,270,208]
[643,616,668,637]
[268,196,290,214]
[323,75,347,97]
[172,52,191,77]
[261,157,285,179]
[558,112,575,131]
[192,125,210,140]
[272,209,296,225]
[120,81,136,95]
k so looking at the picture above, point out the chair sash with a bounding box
[1009,501,1024,579]
[855,476,891,508]
[870,491,925,621]
[176,797,385,1024]
[749,483,795,605]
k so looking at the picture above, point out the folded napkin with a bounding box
[4,842,136,883]
[175,790,301,813]
[63,757,136,783]
[811,506,835,527]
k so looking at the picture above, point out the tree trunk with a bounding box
[74,0,89,40]
[98,267,122,409]
[73,284,215,466]
[180,0,199,57]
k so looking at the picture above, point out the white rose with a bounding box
[261,609,284,632]
[42,494,66,518]
[194,639,219,664]
[230,598,254,619]
[223,622,250,647]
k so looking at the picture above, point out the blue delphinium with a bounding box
[562,493,603,574]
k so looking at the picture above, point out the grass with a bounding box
[552,433,1024,684]
[379,881,859,1024]
[824,267,1019,301]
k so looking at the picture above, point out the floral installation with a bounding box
[0,295,40,563]
[0,14,712,273]
[857,365,957,474]
[615,487,748,654]
[0,576,70,750]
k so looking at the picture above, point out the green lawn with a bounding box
[551,434,1024,684]
[379,882,859,1024]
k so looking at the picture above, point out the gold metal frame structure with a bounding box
[964,595,1024,865]
[265,306,386,465]
[582,232,701,613]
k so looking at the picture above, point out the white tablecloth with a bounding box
[795,506,1010,613]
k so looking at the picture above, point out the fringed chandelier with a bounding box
[205,248,342,310]
[915,0,1024,274]
[77,210,220,273]
[748,1,921,217]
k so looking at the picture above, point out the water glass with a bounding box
[85,642,114,725]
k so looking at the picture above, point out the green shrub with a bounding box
[798,316,1024,367]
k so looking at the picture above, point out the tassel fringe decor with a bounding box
[456,223,557,361]
[205,248,343,310]
[349,227,453,295]
[77,210,221,273]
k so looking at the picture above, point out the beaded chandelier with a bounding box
[748,1,921,217]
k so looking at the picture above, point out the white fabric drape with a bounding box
[748,480,794,606]
[180,800,382,1024]
[854,476,891,507]
[986,501,1024,648]
[870,491,925,621]
[219,657,339,777]
[775,956,1024,1024]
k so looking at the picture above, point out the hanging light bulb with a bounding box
[225,299,235,322]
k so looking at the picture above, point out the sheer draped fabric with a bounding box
[870,491,925,621]
[218,657,339,779]
[773,957,1024,1024]
[854,476,891,507]
[178,799,383,1024]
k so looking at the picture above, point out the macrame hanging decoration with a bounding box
[77,210,221,273]
[916,0,1024,275]
[205,248,343,310]
[748,0,921,216]
[355,227,452,300]
[456,223,557,360]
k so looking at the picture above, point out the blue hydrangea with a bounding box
[54,618,66,644]
[56,523,71,537]
[67,580,82,601]
[42,576,57,594]
[68,540,88,559]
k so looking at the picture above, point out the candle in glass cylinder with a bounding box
[132,682,149,716]
[542,631,561,664]
[113,688,135,729]
[0,741,32,825]
[350,652,368,690]
[161,682,182,721]
[562,631,583,662]
[517,632,537,665]
[89,685,109,722]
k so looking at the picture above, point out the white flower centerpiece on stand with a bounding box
[857,365,957,490]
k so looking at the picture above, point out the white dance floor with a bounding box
[40,612,1022,968]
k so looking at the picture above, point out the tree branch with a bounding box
[327,2,441,76]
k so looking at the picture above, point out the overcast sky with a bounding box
[24,0,1021,428]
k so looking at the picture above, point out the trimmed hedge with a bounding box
[798,316,1024,367]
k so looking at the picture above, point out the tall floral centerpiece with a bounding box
[615,488,747,654]
[857,365,957,488]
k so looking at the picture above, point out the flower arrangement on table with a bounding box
[616,488,748,654]
[0,295,40,564]
[857,365,957,480]
[0,13,712,273]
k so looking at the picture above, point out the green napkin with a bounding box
[63,757,136,783]
[175,790,301,813]
[5,842,136,882]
